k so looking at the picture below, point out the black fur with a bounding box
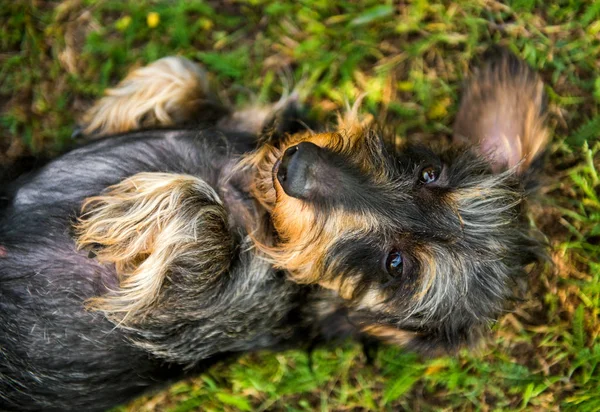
[0,129,347,411]
[0,50,548,411]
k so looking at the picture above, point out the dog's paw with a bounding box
[75,172,234,324]
[80,57,221,137]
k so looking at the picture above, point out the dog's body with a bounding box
[0,128,346,411]
[1,51,548,411]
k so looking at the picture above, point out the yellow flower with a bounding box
[147,12,160,29]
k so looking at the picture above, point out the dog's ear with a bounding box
[453,49,549,173]
[76,173,234,324]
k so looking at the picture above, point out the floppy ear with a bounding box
[453,49,549,173]
[76,172,234,325]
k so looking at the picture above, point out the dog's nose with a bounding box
[276,142,322,199]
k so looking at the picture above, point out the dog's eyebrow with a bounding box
[394,144,442,166]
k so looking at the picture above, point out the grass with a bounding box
[1,0,599,410]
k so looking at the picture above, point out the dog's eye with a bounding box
[420,166,439,184]
[385,250,403,276]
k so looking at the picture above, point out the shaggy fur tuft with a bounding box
[453,49,548,172]
[81,57,213,136]
[0,49,550,411]
[76,172,233,324]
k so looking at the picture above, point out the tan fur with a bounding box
[70,52,548,354]
[217,91,303,135]
[412,248,438,300]
[336,95,374,136]
[81,57,210,136]
[234,127,388,296]
[361,325,418,346]
[257,198,380,294]
[238,129,387,214]
[453,56,548,172]
[76,173,232,324]
[354,287,387,311]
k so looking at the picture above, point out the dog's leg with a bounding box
[80,55,313,145]
[453,49,549,174]
[80,57,228,137]
[75,172,234,325]
[74,171,315,364]
[219,94,314,148]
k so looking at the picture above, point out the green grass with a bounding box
[1,0,599,410]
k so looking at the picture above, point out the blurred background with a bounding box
[1,1,599,410]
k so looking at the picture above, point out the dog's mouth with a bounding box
[272,158,283,193]
[272,158,282,178]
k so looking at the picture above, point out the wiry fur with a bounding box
[232,51,548,350]
[0,129,334,412]
[79,56,304,139]
[81,57,216,136]
[76,173,233,324]
[453,49,548,172]
[0,49,549,411]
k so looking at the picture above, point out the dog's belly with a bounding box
[0,220,187,410]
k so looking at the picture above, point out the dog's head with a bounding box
[248,51,548,352]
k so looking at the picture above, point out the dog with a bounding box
[0,49,547,411]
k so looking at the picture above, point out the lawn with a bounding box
[1,0,599,411]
